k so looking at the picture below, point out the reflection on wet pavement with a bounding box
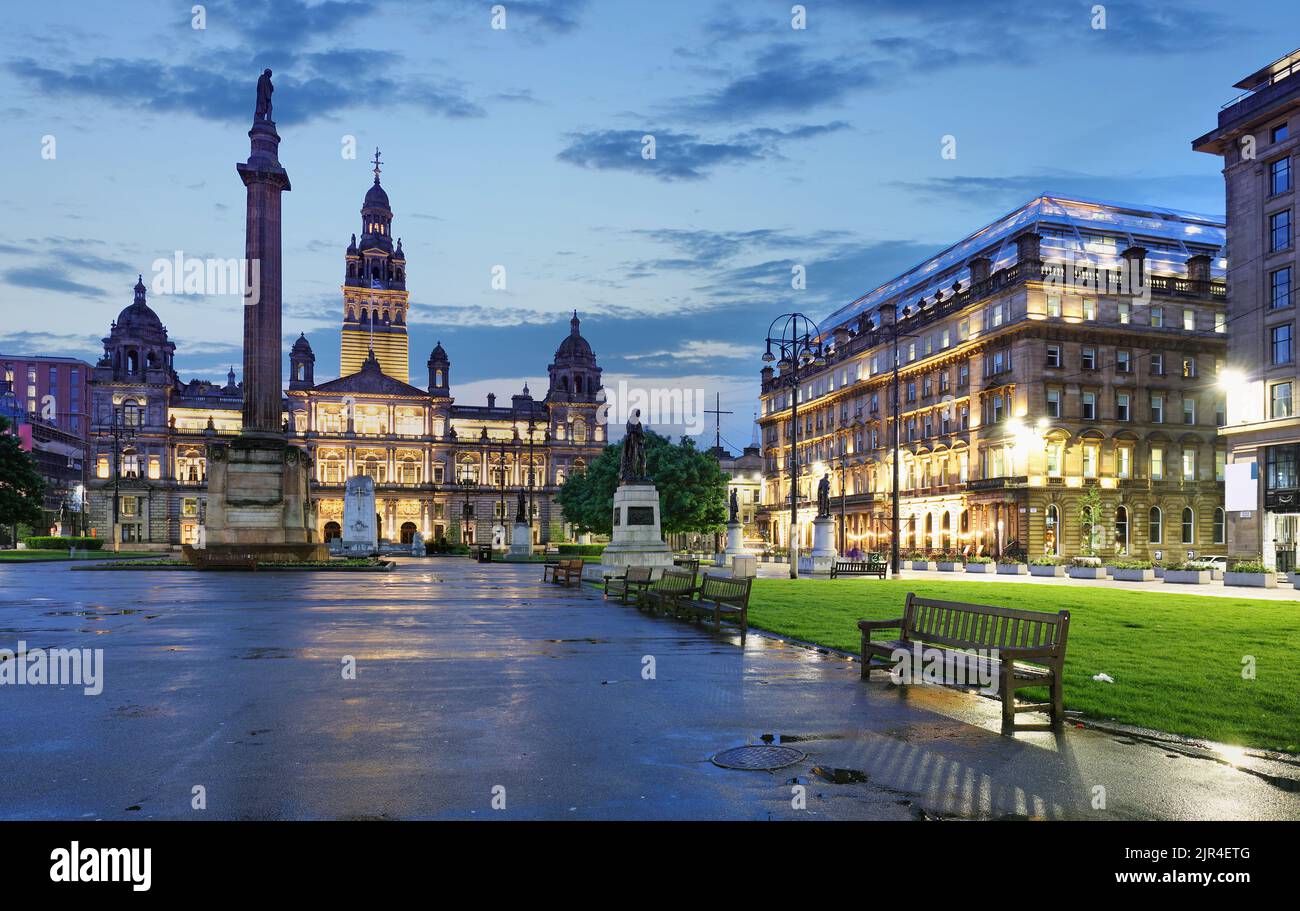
[0,558,1296,821]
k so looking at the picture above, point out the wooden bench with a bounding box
[831,557,886,579]
[604,565,654,604]
[551,558,584,587]
[638,568,697,614]
[541,555,562,582]
[668,574,753,642]
[673,557,701,575]
[858,593,1070,733]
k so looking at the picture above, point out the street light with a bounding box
[869,305,921,578]
[762,312,827,580]
[456,474,477,545]
[108,404,137,553]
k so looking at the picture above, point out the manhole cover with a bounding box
[711,745,805,771]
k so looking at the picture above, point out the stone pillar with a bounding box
[236,118,291,437]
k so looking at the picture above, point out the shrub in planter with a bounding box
[965,555,995,573]
[21,536,105,551]
[1067,556,1107,579]
[936,550,964,572]
[1109,559,1155,582]
[1225,560,1277,588]
[1162,562,1211,584]
[557,543,606,556]
[996,557,1027,574]
[1029,556,1066,577]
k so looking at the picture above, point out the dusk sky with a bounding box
[2,0,1297,449]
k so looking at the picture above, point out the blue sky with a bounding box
[1,0,1295,449]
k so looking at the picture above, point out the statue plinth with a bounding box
[510,522,532,558]
[797,515,838,576]
[724,520,749,560]
[599,483,674,578]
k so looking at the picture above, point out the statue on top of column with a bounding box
[255,69,274,122]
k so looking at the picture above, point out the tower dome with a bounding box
[546,311,601,402]
[115,274,166,335]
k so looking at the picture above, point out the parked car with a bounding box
[1189,555,1229,573]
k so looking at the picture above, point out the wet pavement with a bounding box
[1,559,1296,821]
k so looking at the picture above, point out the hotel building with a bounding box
[756,195,1229,563]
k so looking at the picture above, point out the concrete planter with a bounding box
[1154,567,1165,578]
[1164,569,1211,585]
[965,562,996,574]
[996,563,1027,575]
[1029,564,1066,577]
[936,561,963,572]
[908,560,936,571]
[1225,571,1277,588]
[1111,568,1155,582]
[1067,566,1107,579]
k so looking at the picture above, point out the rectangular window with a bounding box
[1271,209,1292,252]
[1082,391,1096,420]
[1118,300,1130,324]
[1267,445,1298,491]
[119,496,138,519]
[1216,450,1226,482]
[1273,323,1294,364]
[1082,445,1098,479]
[1151,394,1164,424]
[1082,299,1097,321]
[1117,446,1132,479]
[1183,448,1196,481]
[1046,388,1061,418]
[1272,381,1294,418]
[1272,156,1292,195]
[1046,294,1061,317]
[1150,446,1164,481]
[1215,311,1227,333]
[1150,353,1164,375]
[1117,393,1130,421]
[1183,308,1195,331]
[1272,267,1293,309]
[1116,349,1131,373]
[1151,307,1164,328]
[182,498,199,519]
[1273,123,1290,144]
[1046,442,1062,477]
[1182,357,1197,378]
[1183,397,1196,425]
[1081,347,1096,370]
[1046,345,1062,368]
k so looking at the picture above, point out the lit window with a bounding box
[1117,446,1132,479]
[1182,448,1196,481]
[1150,446,1164,480]
[1046,294,1061,317]
[1083,299,1097,321]
[1082,444,1098,479]
[1151,307,1164,328]
[1118,301,1130,324]
[1183,308,1195,331]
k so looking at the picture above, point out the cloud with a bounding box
[7,55,485,126]
[0,329,105,358]
[557,121,848,181]
[894,173,1224,213]
[1,267,105,298]
[676,44,876,121]
[625,339,756,364]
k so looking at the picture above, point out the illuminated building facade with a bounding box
[1194,49,1300,570]
[756,195,1229,563]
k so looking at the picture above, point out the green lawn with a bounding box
[748,579,1300,753]
[0,549,153,562]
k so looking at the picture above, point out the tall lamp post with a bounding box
[108,405,137,553]
[762,312,827,580]
[872,305,919,577]
[456,474,477,545]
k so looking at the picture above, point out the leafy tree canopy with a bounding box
[556,431,728,536]
[0,415,46,530]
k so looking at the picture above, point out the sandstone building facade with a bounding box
[757,195,1228,563]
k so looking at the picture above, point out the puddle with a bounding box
[811,766,869,784]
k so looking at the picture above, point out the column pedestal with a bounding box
[798,516,838,576]
[599,483,675,578]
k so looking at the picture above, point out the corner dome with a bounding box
[115,275,165,334]
[555,311,593,360]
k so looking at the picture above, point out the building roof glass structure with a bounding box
[822,194,1227,331]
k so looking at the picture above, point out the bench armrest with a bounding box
[857,617,905,632]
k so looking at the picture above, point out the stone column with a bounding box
[236,117,291,437]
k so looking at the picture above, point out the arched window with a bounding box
[1149,507,1162,543]
[1045,504,1059,555]
[572,420,587,443]
[941,512,951,550]
[323,521,342,542]
[360,308,368,322]
[1115,505,1129,555]
[924,513,934,550]
[1181,507,1195,544]
[1213,507,1226,545]
[126,350,139,373]
[435,369,444,387]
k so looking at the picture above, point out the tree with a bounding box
[1078,484,1102,557]
[0,415,46,534]
[556,431,728,536]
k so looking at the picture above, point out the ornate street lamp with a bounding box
[762,312,827,579]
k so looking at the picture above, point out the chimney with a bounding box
[1121,245,1148,288]
[1015,232,1042,268]
[969,256,991,284]
[1186,253,1212,284]
[487,393,496,409]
